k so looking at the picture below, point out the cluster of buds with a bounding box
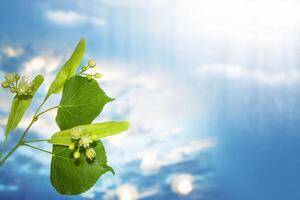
[69,127,98,160]
[1,73,34,96]
[80,59,102,80]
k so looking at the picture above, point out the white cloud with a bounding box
[23,55,61,75]
[170,0,300,43]
[82,183,158,200]
[45,10,107,27]
[1,46,23,58]
[198,63,300,86]
[0,127,4,142]
[115,72,198,136]
[45,10,86,25]
[140,139,217,175]
[140,151,161,174]
[90,17,107,26]
[0,117,6,126]
[0,184,19,192]
[104,185,159,200]
[81,176,121,199]
[170,173,194,196]
[0,91,12,113]
[87,61,200,134]
[22,55,62,90]
[166,139,217,163]
[138,187,160,199]
[117,184,138,200]
[100,0,168,7]
[81,189,96,199]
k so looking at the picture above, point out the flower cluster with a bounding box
[1,73,34,96]
[80,59,102,80]
[69,127,98,160]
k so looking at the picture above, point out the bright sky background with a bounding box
[0,0,300,200]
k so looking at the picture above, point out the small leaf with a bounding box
[46,38,86,99]
[51,141,114,195]
[55,75,113,130]
[48,121,129,146]
[5,75,44,136]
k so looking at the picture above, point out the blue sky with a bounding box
[1,0,300,199]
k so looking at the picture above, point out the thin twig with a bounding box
[24,139,50,143]
[22,143,52,155]
[36,105,59,118]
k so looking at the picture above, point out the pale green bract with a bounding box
[5,75,44,135]
[48,122,129,146]
[46,38,86,99]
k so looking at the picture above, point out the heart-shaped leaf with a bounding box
[46,38,86,99]
[5,75,44,135]
[48,121,129,146]
[56,75,113,130]
[51,141,114,195]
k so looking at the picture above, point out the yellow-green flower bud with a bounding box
[71,127,82,140]
[87,74,93,80]
[82,66,88,71]
[88,59,96,68]
[73,151,80,159]
[1,82,10,88]
[91,134,97,141]
[15,74,20,80]
[69,143,75,150]
[86,148,96,160]
[10,87,16,93]
[94,73,101,79]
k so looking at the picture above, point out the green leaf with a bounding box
[46,38,86,99]
[55,75,113,130]
[48,121,129,146]
[51,141,114,195]
[5,75,44,136]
